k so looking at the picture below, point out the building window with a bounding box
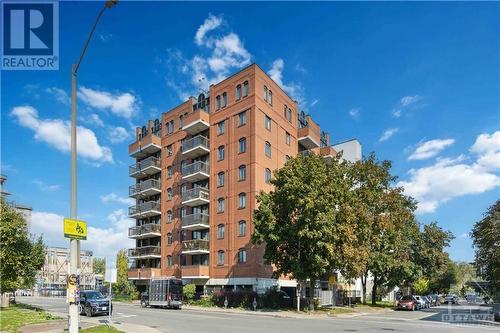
[167,210,172,223]
[268,90,273,105]
[170,120,174,133]
[238,192,246,209]
[285,155,291,162]
[222,92,227,108]
[236,84,241,100]
[264,85,268,101]
[287,107,292,122]
[238,111,247,126]
[218,250,225,265]
[265,115,271,131]
[238,165,246,181]
[239,137,246,153]
[167,233,173,245]
[217,198,225,213]
[238,220,247,237]
[167,166,173,178]
[166,188,172,201]
[265,168,272,183]
[217,224,225,239]
[179,115,183,129]
[180,206,187,218]
[165,122,170,135]
[238,248,247,263]
[217,121,225,135]
[285,132,291,145]
[166,255,172,267]
[218,145,225,161]
[180,183,187,195]
[265,141,271,158]
[243,81,249,97]
[166,145,173,156]
[216,95,221,110]
[217,172,225,187]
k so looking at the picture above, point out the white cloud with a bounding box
[349,108,360,120]
[408,138,455,160]
[398,131,500,213]
[100,193,134,206]
[77,87,138,119]
[34,180,62,192]
[107,126,129,144]
[30,210,133,265]
[45,87,70,105]
[81,113,104,127]
[268,58,304,104]
[379,128,399,142]
[195,13,223,46]
[470,131,500,170]
[393,95,422,118]
[11,106,113,164]
[294,63,307,73]
[310,99,319,107]
[163,14,252,100]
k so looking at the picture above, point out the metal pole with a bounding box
[69,64,79,333]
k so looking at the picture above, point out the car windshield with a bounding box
[401,296,412,301]
[84,291,104,299]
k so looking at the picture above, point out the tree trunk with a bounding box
[371,274,378,305]
[361,271,367,305]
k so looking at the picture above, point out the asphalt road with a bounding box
[16,297,499,333]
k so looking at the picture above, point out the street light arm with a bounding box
[73,2,114,75]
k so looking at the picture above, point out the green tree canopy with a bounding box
[471,199,500,301]
[0,200,45,294]
[93,257,106,275]
[252,153,362,307]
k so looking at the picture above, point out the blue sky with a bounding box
[1,1,499,264]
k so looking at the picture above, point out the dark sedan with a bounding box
[79,290,112,317]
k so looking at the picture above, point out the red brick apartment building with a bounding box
[127,64,361,293]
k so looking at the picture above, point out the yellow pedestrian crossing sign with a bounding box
[64,218,87,240]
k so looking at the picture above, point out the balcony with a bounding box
[181,265,209,279]
[129,179,161,198]
[319,146,337,163]
[182,135,209,159]
[182,109,210,135]
[129,223,161,239]
[298,126,321,149]
[181,239,209,255]
[129,133,161,159]
[129,156,161,179]
[128,246,161,259]
[181,213,209,230]
[181,187,209,207]
[128,267,161,280]
[182,161,210,182]
[129,201,161,218]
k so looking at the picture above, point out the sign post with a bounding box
[105,268,117,325]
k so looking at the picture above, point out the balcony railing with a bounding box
[181,187,209,206]
[128,201,161,218]
[129,179,161,198]
[128,246,161,258]
[129,156,161,178]
[181,239,209,253]
[181,265,209,278]
[182,161,210,182]
[182,135,209,159]
[128,223,161,238]
[181,213,209,229]
[128,267,162,280]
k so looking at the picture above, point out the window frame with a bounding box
[238,220,247,237]
[217,198,225,213]
[167,233,173,245]
[236,84,242,100]
[265,115,272,131]
[218,145,225,161]
[222,92,227,108]
[238,111,247,126]
[243,81,249,97]
[239,137,246,154]
[217,224,225,239]
[217,120,225,135]
[238,165,246,181]
[285,132,291,145]
[265,141,272,158]
[217,250,225,265]
[166,188,172,201]
[238,248,247,263]
[265,168,272,184]
[238,192,246,209]
[216,95,221,110]
[217,171,225,187]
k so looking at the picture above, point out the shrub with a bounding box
[183,284,196,303]
[211,290,257,309]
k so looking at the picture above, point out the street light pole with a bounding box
[68,2,117,333]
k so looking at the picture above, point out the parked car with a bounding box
[140,277,183,309]
[79,290,112,317]
[427,294,440,306]
[413,295,426,309]
[422,296,432,308]
[444,294,458,304]
[397,295,418,311]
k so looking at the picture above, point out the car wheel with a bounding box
[141,300,147,308]
[85,305,93,317]
[78,304,83,315]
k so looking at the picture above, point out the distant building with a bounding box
[36,247,95,296]
[0,174,32,230]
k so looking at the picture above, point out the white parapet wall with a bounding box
[332,139,362,163]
